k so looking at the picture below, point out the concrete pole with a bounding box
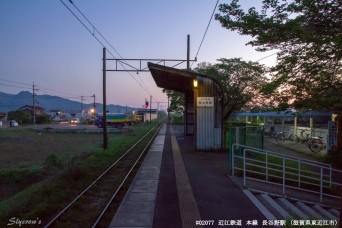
[103,48,108,150]
[310,117,314,136]
[32,82,36,124]
[150,95,152,123]
[187,34,190,71]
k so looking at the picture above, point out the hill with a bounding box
[0,91,137,114]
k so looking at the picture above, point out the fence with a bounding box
[224,126,264,151]
[231,144,341,203]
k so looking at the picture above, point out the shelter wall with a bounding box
[195,77,222,150]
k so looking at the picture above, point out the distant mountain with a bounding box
[0,91,138,114]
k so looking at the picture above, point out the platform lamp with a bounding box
[193,79,198,88]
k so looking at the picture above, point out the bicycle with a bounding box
[294,129,324,153]
[269,126,277,138]
[294,129,310,144]
[276,129,298,144]
[308,137,324,153]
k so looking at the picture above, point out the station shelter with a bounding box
[148,63,224,151]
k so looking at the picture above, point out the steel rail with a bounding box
[44,122,162,228]
[92,122,163,227]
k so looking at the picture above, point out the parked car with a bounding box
[9,120,19,127]
[284,108,298,114]
[70,118,80,124]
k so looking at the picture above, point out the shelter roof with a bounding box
[148,63,196,92]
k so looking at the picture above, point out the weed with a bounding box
[44,154,63,169]
[0,123,157,226]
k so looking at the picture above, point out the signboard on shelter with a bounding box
[197,97,214,107]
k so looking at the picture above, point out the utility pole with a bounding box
[187,34,190,71]
[91,94,96,116]
[103,48,108,150]
[150,95,152,123]
[32,82,39,124]
[81,96,86,117]
[168,96,170,122]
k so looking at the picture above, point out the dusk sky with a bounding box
[0,0,277,110]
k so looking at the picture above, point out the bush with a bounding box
[7,110,31,124]
[44,154,63,169]
[35,114,51,124]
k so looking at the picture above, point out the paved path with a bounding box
[110,123,266,227]
[108,124,334,228]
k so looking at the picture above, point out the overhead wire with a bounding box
[190,0,278,67]
[191,0,220,68]
[0,78,32,87]
[0,78,33,90]
[37,85,82,99]
[255,52,278,62]
[0,83,32,90]
[62,0,157,102]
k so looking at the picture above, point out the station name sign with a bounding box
[197,97,214,107]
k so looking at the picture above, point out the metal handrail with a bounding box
[230,144,341,203]
[231,143,331,172]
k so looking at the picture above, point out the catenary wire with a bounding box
[68,0,154,97]
[62,0,156,101]
[68,1,154,100]
[191,0,220,68]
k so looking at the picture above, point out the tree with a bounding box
[162,89,184,114]
[216,0,342,110]
[7,110,31,125]
[195,58,267,120]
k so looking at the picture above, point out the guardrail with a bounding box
[231,144,341,203]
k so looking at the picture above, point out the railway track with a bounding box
[44,122,163,227]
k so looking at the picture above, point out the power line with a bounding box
[255,52,279,62]
[37,85,82,98]
[0,78,88,102]
[0,82,32,90]
[0,78,32,87]
[191,0,220,68]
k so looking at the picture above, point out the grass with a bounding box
[0,122,159,226]
[0,128,102,169]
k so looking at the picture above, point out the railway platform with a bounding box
[109,123,265,227]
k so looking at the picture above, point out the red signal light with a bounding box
[145,101,149,108]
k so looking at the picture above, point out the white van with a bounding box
[9,120,19,127]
